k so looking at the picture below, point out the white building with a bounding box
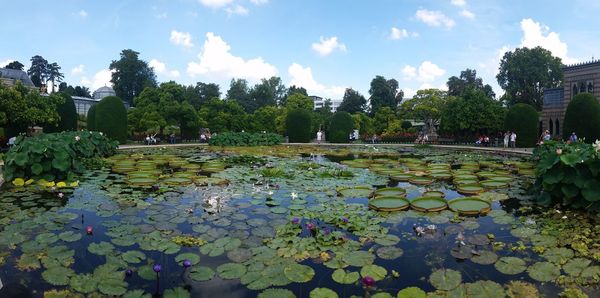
[310,95,343,112]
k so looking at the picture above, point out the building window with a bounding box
[549,119,553,135]
[573,84,578,97]
[555,119,560,136]
[580,82,586,93]
[588,82,594,93]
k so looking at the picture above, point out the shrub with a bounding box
[401,120,413,129]
[504,103,538,147]
[87,104,97,131]
[328,112,354,143]
[45,92,77,132]
[563,93,600,142]
[208,132,283,146]
[286,109,312,143]
[2,131,118,182]
[533,140,600,211]
[94,96,128,144]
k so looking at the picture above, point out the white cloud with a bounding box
[250,0,268,5]
[81,69,113,91]
[187,32,277,82]
[403,87,416,98]
[198,0,233,8]
[390,27,408,40]
[149,59,181,79]
[156,12,167,19]
[74,10,88,18]
[401,61,446,82]
[311,36,347,56]
[170,30,194,49]
[71,64,85,75]
[519,18,577,64]
[451,0,467,7]
[288,63,345,98]
[415,9,455,29]
[460,9,475,19]
[225,5,248,17]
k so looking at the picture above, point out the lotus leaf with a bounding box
[542,247,574,264]
[69,274,98,294]
[495,257,527,275]
[360,264,387,281]
[217,263,247,279]
[163,287,190,298]
[189,266,215,281]
[88,242,115,255]
[258,288,296,298]
[506,281,540,298]
[527,262,560,282]
[175,252,200,266]
[331,269,359,284]
[429,269,461,291]
[376,246,403,260]
[342,251,375,267]
[466,280,504,297]
[42,266,75,285]
[396,287,426,298]
[309,288,338,298]
[58,231,82,242]
[563,258,592,276]
[121,251,146,264]
[284,263,315,283]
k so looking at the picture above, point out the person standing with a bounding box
[569,132,578,143]
[510,131,517,148]
[503,131,509,148]
[316,130,323,144]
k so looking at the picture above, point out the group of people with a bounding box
[503,131,517,148]
[144,134,159,145]
[199,130,212,143]
[475,135,491,146]
[415,134,429,144]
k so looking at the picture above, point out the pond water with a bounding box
[0,145,599,298]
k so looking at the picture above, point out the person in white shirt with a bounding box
[316,130,323,144]
[510,132,517,148]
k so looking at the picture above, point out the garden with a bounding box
[1,132,599,298]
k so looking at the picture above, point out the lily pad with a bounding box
[410,197,447,212]
[217,263,247,279]
[337,186,373,198]
[374,187,406,198]
[369,196,410,212]
[42,266,75,286]
[429,269,461,291]
[189,266,215,282]
[506,281,540,298]
[121,251,146,264]
[466,280,504,297]
[284,263,315,283]
[98,278,128,296]
[88,242,115,256]
[309,288,338,298]
[69,274,97,294]
[376,246,404,260]
[396,287,427,298]
[510,227,537,239]
[494,257,526,275]
[342,251,375,267]
[448,198,491,215]
[527,262,560,282]
[258,288,296,298]
[360,264,387,281]
[471,251,498,265]
[175,252,200,266]
[163,287,190,298]
[563,258,592,277]
[542,247,574,265]
[331,269,359,284]
[58,231,82,242]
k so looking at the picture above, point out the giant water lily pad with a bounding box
[527,262,560,282]
[360,264,387,281]
[495,257,526,275]
[408,177,434,185]
[448,197,491,215]
[374,187,406,198]
[456,184,485,195]
[284,263,315,283]
[337,186,373,198]
[217,263,247,279]
[331,269,359,284]
[369,196,410,211]
[429,269,461,291]
[410,197,447,212]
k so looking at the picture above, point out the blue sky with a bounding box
[2,0,599,99]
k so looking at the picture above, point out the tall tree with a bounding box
[109,49,157,106]
[281,85,308,106]
[226,78,254,113]
[185,82,221,109]
[337,88,367,114]
[496,46,563,110]
[59,83,92,97]
[27,55,48,88]
[251,76,286,110]
[447,68,495,98]
[4,61,24,70]
[46,62,64,93]
[369,75,403,113]
[399,89,448,134]
[440,89,506,135]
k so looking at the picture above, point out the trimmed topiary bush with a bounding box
[87,104,97,131]
[328,111,354,143]
[504,103,538,147]
[286,109,312,143]
[45,92,77,133]
[208,132,283,146]
[563,93,600,143]
[94,96,128,144]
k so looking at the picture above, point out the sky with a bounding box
[2,0,600,100]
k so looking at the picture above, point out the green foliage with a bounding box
[109,49,157,106]
[94,96,128,144]
[504,103,538,147]
[251,106,279,133]
[369,75,402,113]
[401,120,412,129]
[208,132,283,146]
[328,112,354,143]
[496,46,563,110]
[87,104,97,131]
[0,81,63,133]
[372,107,397,134]
[533,140,600,211]
[337,88,367,114]
[399,89,448,131]
[440,88,506,135]
[286,109,312,143]
[2,131,118,182]
[199,98,247,133]
[44,92,77,132]
[447,69,495,98]
[563,93,600,142]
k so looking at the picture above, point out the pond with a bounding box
[0,145,599,298]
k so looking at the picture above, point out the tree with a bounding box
[27,55,48,88]
[47,62,64,92]
[504,103,538,147]
[44,92,77,132]
[199,98,248,132]
[497,46,563,110]
[59,83,92,97]
[337,88,367,114]
[399,89,448,133]
[0,81,62,135]
[109,49,157,106]
[4,61,24,70]
[369,76,403,113]
[440,89,506,136]
[87,105,97,131]
[185,82,221,109]
[94,96,128,143]
[447,68,495,98]
[328,112,354,143]
[286,109,312,143]
[563,93,600,142]
[251,106,279,133]
[226,78,254,113]
[373,107,397,134]
[251,76,286,110]
[281,85,308,106]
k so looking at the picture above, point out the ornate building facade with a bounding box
[541,60,600,137]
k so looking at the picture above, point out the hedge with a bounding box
[563,93,600,142]
[328,112,354,143]
[94,96,128,144]
[87,104,97,131]
[504,103,538,147]
[286,109,312,143]
[45,92,77,132]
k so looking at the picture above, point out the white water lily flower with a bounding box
[594,140,600,152]
[268,190,274,196]
[555,209,562,214]
[75,135,80,141]
[562,215,568,219]
[291,192,298,199]
[525,218,536,225]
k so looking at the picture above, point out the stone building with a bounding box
[0,68,36,89]
[541,60,600,137]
